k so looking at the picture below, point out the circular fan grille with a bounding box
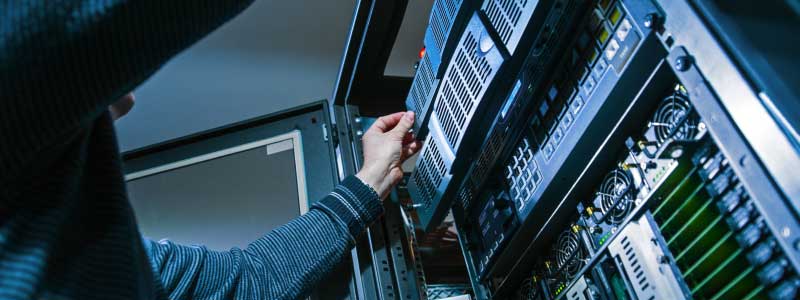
[653,94,698,144]
[598,169,634,224]
[554,230,584,279]
[519,279,540,300]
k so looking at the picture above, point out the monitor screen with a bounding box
[126,131,307,250]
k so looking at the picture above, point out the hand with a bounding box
[356,111,422,199]
[110,93,135,121]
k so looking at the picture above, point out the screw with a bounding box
[354,117,362,123]
[356,130,363,136]
[643,13,659,28]
[675,56,692,72]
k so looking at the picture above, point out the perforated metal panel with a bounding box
[607,214,688,300]
[471,124,507,188]
[424,0,472,77]
[481,0,541,55]
[407,121,455,232]
[430,13,505,154]
[411,136,446,209]
[565,275,591,300]
[428,0,462,52]
[406,52,440,138]
[456,179,477,211]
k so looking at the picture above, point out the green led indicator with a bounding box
[598,232,612,246]
[555,283,566,295]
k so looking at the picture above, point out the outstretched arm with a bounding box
[146,112,422,300]
[146,177,379,300]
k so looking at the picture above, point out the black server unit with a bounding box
[408,0,587,233]
[403,0,800,299]
[407,0,475,139]
[409,11,507,233]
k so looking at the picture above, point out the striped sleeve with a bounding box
[145,175,383,299]
[311,175,383,240]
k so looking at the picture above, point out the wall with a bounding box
[116,0,356,151]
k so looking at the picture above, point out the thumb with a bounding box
[389,111,415,139]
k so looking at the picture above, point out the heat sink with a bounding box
[651,144,775,299]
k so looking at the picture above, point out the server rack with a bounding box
[126,0,800,299]
[397,0,800,299]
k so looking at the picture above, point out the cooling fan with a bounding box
[553,229,586,280]
[518,276,545,300]
[650,90,700,144]
[597,168,636,225]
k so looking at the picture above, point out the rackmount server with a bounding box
[404,0,800,299]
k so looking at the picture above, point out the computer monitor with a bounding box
[126,131,307,250]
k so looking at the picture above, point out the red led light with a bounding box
[418,47,426,59]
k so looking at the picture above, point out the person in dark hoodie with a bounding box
[0,1,421,299]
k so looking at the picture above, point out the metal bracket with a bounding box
[667,45,800,276]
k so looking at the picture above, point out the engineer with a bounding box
[0,1,420,300]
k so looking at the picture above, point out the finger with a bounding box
[402,131,415,145]
[390,168,405,185]
[401,140,422,161]
[367,112,406,134]
[110,93,135,121]
[389,111,415,139]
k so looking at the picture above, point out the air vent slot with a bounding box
[433,17,497,151]
[457,180,476,210]
[429,0,463,52]
[483,0,526,45]
[407,124,456,232]
[607,215,687,299]
[411,136,447,209]
[409,53,435,116]
[406,52,439,137]
[473,127,507,186]
[481,0,543,54]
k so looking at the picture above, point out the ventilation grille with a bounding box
[553,229,585,280]
[597,169,635,225]
[408,53,436,120]
[619,236,653,296]
[471,128,507,188]
[434,30,493,150]
[521,0,576,80]
[482,0,528,47]
[652,92,699,144]
[429,0,463,52]
[412,138,448,209]
[456,180,476,210]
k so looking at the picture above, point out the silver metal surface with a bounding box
[658,0,800,207]
[564,275,590,300]
[606,215,688,300]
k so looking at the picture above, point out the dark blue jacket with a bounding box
[0,1,382,299]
